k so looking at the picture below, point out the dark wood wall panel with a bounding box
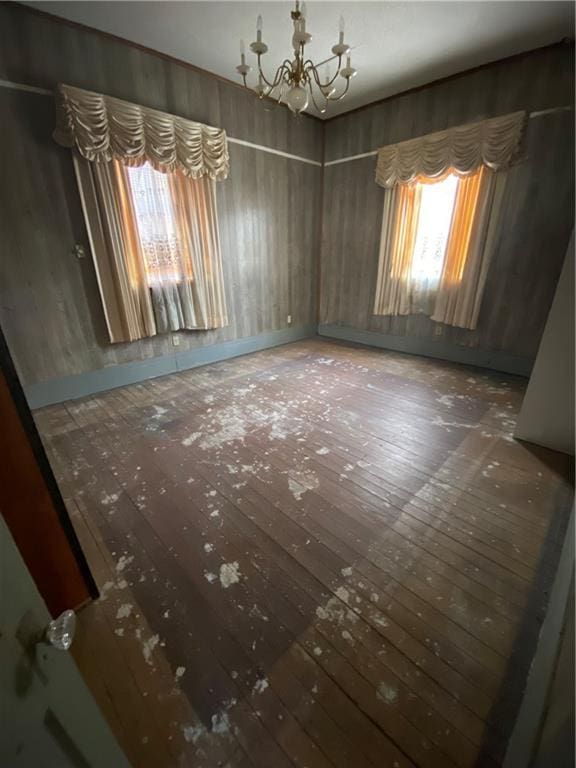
[0,3,322,387]
[320,44,575,367]
[324,45,573,162]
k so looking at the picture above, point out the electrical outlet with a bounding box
[287,314,292,325]
[434,325,443,336]
[172,335,180,346]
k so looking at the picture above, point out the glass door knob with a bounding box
[44,609,76,651]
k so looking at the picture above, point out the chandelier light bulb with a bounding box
[286,84,309,113]
[255,73,267,98]
[256,14,263,43]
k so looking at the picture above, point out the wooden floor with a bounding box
[35,339,573,768]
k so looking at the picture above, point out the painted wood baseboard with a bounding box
[318,323,533,376]
[25,326,316,409]
[27,322,534,408]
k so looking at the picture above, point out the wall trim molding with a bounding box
[0,79,322,168]
[323,105,574,167]
[0,78,52,96]
[503,506,575,768]
[1,77,569,171]
[25,326,316,409]
[227,136,322,166]
[318,324,533,376]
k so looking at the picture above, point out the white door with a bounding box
[0,515,131,767]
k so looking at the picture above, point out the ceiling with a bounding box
[27,1,574,118]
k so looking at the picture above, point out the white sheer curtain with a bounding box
[126,163,197,333]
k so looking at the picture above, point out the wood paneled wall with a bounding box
[0,3,573,389]
[320,44,575,368]
[0,3,322,387]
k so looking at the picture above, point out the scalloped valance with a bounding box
[375,111,525,188]
[53,83,230,181]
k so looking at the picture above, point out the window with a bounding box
[410,173,458,290]
[373,165,497,328]
[125,163,185,285]
[73,156,228,342]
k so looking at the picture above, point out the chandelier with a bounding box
[235,2,357,115]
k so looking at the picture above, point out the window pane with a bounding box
[125,163,182,284]
[411,174,458,287]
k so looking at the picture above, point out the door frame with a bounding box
[0,325,98,605]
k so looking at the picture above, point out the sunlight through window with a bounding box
[411,174,458,287]
[126,163,183,284]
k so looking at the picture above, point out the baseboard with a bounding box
[25,325,316,409]
[25,322,533,407]
[318,324,533,376]
[503,507,575,768]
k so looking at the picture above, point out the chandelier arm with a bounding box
[307,81,328,115]
[256,56,292,89]
[303,62,323,90]
[303,54,343,88]
[326,77,351,102]
[262,81,287,112]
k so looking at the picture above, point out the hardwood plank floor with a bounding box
[34,339,573,768]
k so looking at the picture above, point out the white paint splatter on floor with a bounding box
[249,604,269,622]
[181,724,204,744]
[182,432,201,446]
[252,677,269,695]
[219,562,241,588]
[98,580,115,601]
[116,603,133,620]
[211,712,231,735]
[204,542,214,553]
[335,586,350,603]
[288,470,319,500]
[115,554,134,572]
[200,406,247,449]
[377,682,398,705]
[101,491,120,506]
[142,634,160,665]
[431,415,477,431]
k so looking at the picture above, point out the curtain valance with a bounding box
[375,111,525,188]
[53,83,230,181]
